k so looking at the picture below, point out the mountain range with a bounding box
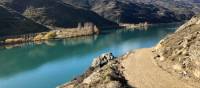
[0,0,200,36]
[0,0,118,28]
[62,0,200,23]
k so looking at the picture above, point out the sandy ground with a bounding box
[122,48,197,88]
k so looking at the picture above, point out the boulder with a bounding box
[91,53,115,67]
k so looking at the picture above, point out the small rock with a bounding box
[195,61,200,66]
[193,69,200,78]
[172,64,182,71]
[196,20,200,24]
[159,56,165,61]
[182,40,189,48]
[106,81,121,88]
[182,50,189,56]
[182,71,187,76]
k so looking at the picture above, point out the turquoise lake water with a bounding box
[0,23,181,88]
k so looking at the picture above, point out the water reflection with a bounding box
[0,36,98,77]
[0,23,181,88]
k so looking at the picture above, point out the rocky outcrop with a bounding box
[91,53,115,67]
[58,53,130,88]
[155,15,200,81]
[177,15,200,32]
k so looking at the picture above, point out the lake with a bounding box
[0,23,181,88]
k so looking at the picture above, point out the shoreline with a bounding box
[0,23,149,48]
[59,47,200,88]
[0,23,101,48]
[0,21,185,48]
[57,18,200,88]
[57,52,132,88]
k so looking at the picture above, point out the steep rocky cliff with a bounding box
[155,15,200,81]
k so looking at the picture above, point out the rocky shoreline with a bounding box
[58,53,131,88]
[119,22,149,29]
[0,23,100,48]
[0,22,150,48]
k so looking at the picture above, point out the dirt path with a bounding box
[122,48,196,88]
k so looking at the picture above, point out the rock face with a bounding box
[59,53,130,88]
[62,0,199,23]
[91,53,115,67]
[0,6,49,37]
[155,15,200,81]
[0,0,118,29]
[177,15,200,32]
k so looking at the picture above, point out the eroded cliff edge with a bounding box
[155,15,200,82]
